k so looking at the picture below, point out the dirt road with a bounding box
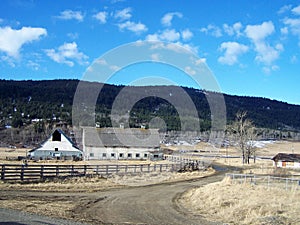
[0,172,225,225]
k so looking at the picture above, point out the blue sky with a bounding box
[1,0,300,105]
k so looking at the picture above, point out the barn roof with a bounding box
[272,153,300,163]
[83,127,160,148]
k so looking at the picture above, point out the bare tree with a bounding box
[230,111,257,164]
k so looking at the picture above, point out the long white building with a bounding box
[82,127,161,160]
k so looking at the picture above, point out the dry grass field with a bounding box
[179,176,300,225]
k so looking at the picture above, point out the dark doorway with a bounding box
[52,130,61,141]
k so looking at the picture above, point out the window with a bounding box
[103,153,107,158]
[128,153,132,158]
[111,153,115,158]
[153,154,159,158]
[52,130,61,141]
[90,153,94,157]
[136,153,140,158]
[55,148,58,152]
[144,153,148,158]
[119,153,124,158]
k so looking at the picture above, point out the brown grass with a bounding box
[179,177,300,224]
[0,175,121,192]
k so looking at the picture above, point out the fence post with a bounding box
[160,164,162,172]
[40,165,44,179]
[1,165,5,180]
[71,165,74,176]
[95,165,99,175]
[56,165,59,176]
[20,165,25,181]
[106,165,109,175]
[148,164,150,173]
[83,165,87,176]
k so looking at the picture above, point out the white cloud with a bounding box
[291,55,298,63]
[146,33,160,42]
[0,26,47,58]
[280,27,289,35]
[284,18,300,43]
[95,58,120,71]
[223,22,242,37]
[151,53,160,61]
[184,66,196,75]
[200,24,222,37]
[245,21,282,65]
[45,42,88,67]
[27,60,40,71]
[254,42,281,65]
[56,10,84,21]
[173,42,198,54]
[181,29,193,41]
[245,21,274,41]
[114,8,132,21]
[93,11,108,24]
[292,5,300,15]
[161,12,183,27]
[218,42,249,65]
[159,29,180,42]
[145,29,197,53]
[146,29,185,42]
[194,58,207,65]
[278,5,292,14]
[118,21,148,34]
[263,65,279,74]
[148,41,198,55]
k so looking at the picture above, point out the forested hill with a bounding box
[0,79,300,132]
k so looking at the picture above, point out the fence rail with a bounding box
[0,163,189,182]
[226,173,300,191]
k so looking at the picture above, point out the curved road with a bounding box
[0,171,227,225]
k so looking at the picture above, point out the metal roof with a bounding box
[83,127,160,148]
[272,153,300,162]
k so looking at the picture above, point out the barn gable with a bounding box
[29,129,82,160]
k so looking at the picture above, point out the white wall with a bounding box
[84,146,151,160]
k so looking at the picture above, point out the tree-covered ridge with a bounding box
[0,79,300,131]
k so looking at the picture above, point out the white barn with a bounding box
[28,129,83,160]
[82,127,161,160]
[272,153,300,169]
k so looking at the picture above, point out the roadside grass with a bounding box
[179,176,300,225]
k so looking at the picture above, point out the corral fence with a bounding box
[0,163,189,182]
[226,173,300,191]
[164,154,209,171]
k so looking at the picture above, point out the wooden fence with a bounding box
[0,163,187,182]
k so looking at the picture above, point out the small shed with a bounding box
[272,153,300,169]
[28,129,83,160]
[82,127,162,160]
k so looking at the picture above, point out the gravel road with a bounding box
[0,170,228,225]
[0,207,90,225]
